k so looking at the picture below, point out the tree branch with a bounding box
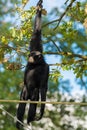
[43,0,76,28]
[44,51,87,60]
[1,45,87,60]
[49,59,87,66]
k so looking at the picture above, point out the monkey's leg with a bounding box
[16,103,26,129]
[36,86,47,120]
[16,86,28,129]
[27,88,39,123]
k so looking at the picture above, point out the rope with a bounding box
[0,99,87,106]
[0,100,87,129]
[0,106,32,130]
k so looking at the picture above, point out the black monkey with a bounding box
[16,0,49,129]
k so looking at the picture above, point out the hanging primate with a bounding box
[16,0,49,129]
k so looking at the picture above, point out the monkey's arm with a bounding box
[29,0,43,53]
[34,0,42,32]
[24,63,29,86]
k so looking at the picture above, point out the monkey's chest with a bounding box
[26,66,44,87]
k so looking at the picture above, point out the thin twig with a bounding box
[64,0,70,5]
[22,0,30,8]
[51,40,61,52]
[0,106,31,130]
[54,0,76,29]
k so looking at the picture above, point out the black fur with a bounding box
[29,0,42,53]
[16,0,49,129]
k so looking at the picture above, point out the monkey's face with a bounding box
[28,51,44,64]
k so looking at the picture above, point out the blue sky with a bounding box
[26,0,64,11]
[26,0,85,12]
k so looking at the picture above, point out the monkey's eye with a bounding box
[34,54,41,60]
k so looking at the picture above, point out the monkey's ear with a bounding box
[42,9,47,15]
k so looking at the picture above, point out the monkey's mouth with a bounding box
[28,57,34,63]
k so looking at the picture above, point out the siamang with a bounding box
[16,0,49,129]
